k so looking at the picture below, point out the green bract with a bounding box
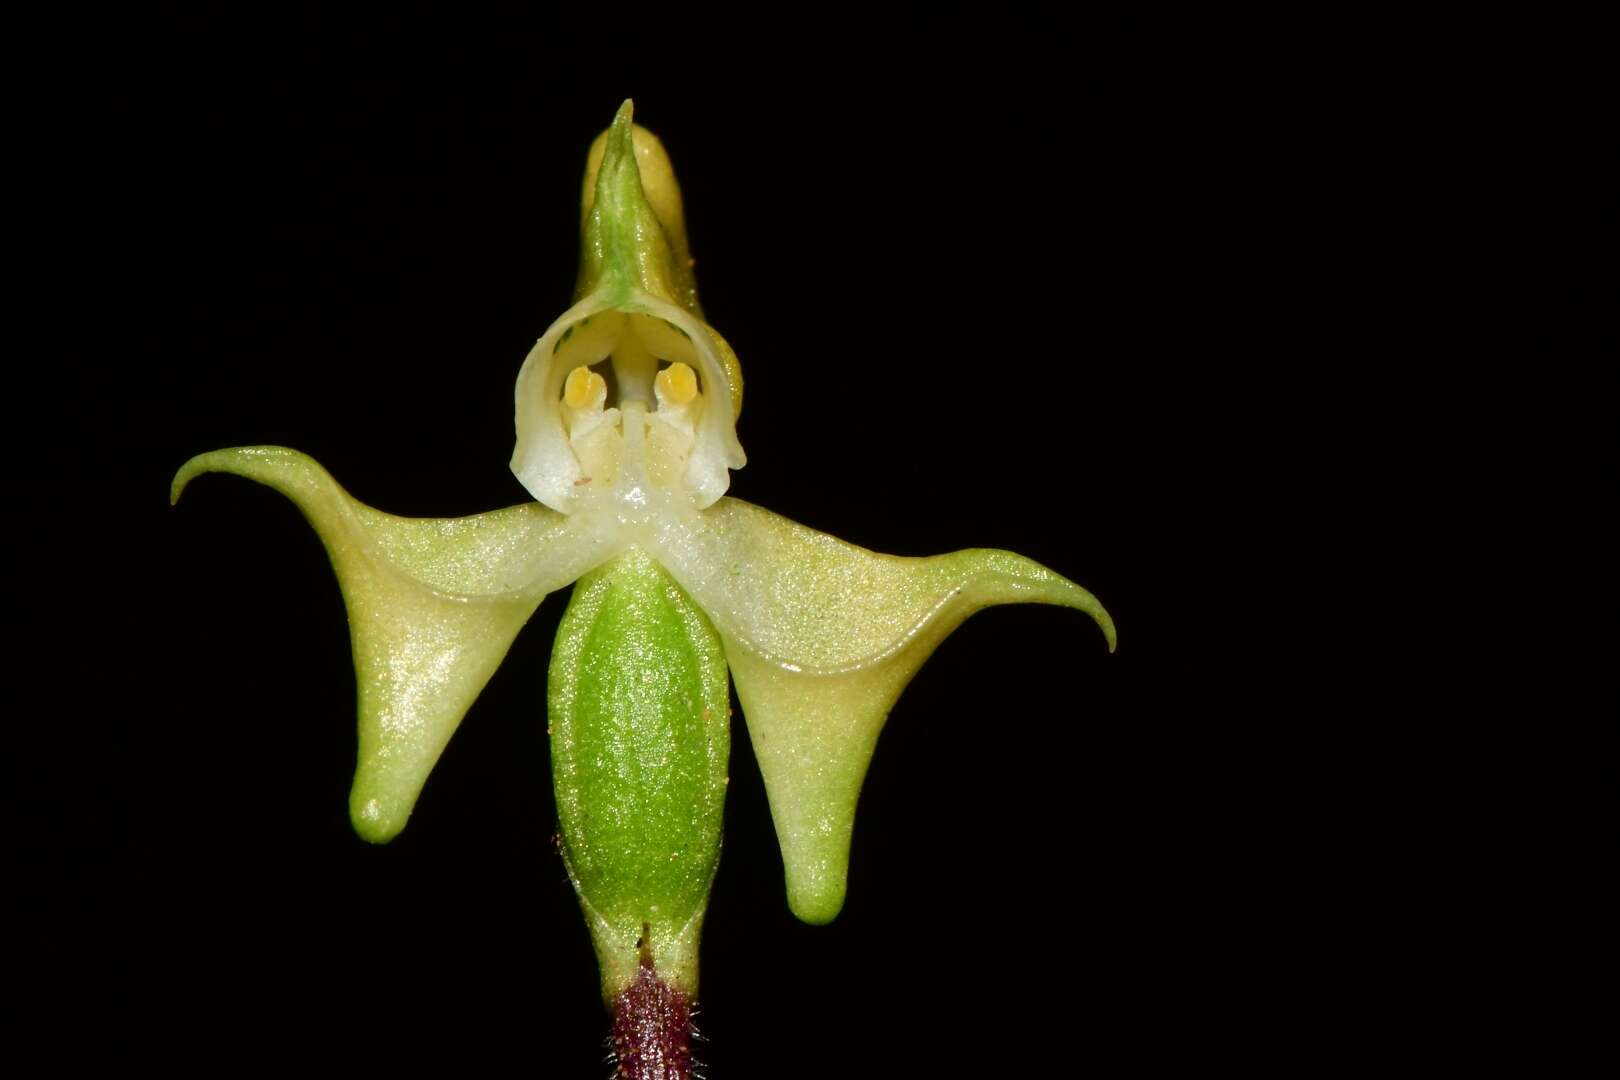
[172,101,1114,1000]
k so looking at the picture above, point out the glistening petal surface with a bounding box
[654,498,1114,922]
[172,446,608,841]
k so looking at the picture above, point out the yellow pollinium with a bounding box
[564,366,608,410]
[655,361,699,406]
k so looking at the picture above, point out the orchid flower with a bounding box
[172,101,1113,1071]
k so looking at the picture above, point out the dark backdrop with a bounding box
[23,7,1604,1076]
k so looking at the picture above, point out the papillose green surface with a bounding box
[550,550,729,996]
[172,100,1114,1002]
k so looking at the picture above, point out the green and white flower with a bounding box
[173,101,1114,1004]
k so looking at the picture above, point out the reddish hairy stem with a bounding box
[609,931,695,1080]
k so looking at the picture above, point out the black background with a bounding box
[23,7,1606,1075]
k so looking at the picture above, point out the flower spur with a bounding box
[172,100,1113,1075]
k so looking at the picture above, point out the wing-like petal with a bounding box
[172,446,607,841]
[655,498,1114,923]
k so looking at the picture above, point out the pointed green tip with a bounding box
[1057,571,1116,653]
[598,99,641,196]
[169,448,258,506]
[170,454,204,505]
[584,98,684,303]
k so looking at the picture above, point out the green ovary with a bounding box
[548,547,731,999]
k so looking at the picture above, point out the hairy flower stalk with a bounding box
[172,101,1114,1074]
[610,929,697,1080]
